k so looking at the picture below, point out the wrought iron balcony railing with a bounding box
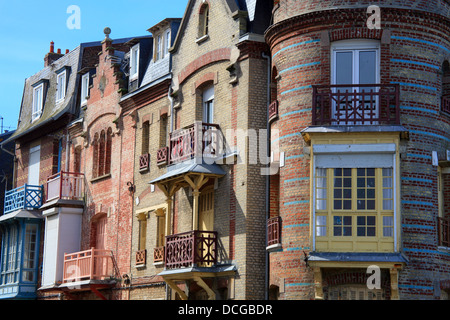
[46,171,85,202]
[156,147,169,166]
[267,216,282,247]
[62,248,120,283]
[268,100,279,122]
[165,230,217,269]
[438,217,450,247]
[153,246,165,264]
[4,184,43,214]
[168,122,222,165]
[136,249,147,266]
[312,84,400,126]
[442,96,450,114]
[139,154,150,171]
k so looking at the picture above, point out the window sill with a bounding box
[90,173,111,183]
[196,34,209,44]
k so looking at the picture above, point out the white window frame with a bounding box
[331,40,380,123]
[164,29,171,56]
[56,70,67,103]
[202,86,214,124]
[32,84,44,122]
[331,40,380,86]
[81,73,90,106]
[130,44,140,80]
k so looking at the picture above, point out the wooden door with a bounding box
[199,187,214,232]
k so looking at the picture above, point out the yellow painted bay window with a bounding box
[314,167,395,252]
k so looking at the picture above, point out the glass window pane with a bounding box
[334,200,341,210]
[343,200,351,210]
[367,200,375,210]
[357,226,365,236]
[367,227,376,237]
[334,227,342,236]
[343,227,352,236]
[357,216,365,225]
[359,51,377,85]
[336,52,353,85]
[367,216,376,225]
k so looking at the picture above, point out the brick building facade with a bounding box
[1,0,449,301]
[265,0,450,300]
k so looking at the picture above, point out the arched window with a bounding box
[142,121,150,155]
[198,2,210,38]
[92,128,112,178]
[98,130,106,177]
[92,133,99,178]
[105,128,112,175]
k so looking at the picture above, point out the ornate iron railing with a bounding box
[153,246,165,263]
[139,154,150,171]
[168,122,222,165]
[63,248,120,283]
[4,184,43,214]
[442,96,450,114]
[156,147,169,166]
[46,171,85,202]
[267,216,282,247]
[312,84,400,125]
[136,249,147,265]
[165,230,217,269]
[438,217,450,247]
[268,100,279,122]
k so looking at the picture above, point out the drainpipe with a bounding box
[262,51,271,301]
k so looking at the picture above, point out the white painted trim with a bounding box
[313,143,396,154]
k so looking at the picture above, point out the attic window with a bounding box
[32,83,44,122]
[81,72,90,106]
[56,69,67,103]
[130,44,140,80]
[198,2,210,41]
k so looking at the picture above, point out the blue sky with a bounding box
[0,0,188,133]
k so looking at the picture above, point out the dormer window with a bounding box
[32,83,44,122]
[81,72,90,106]
[56,70,67,103]
[130,44,140,80]
[165,30,171,55]
[157,35,163,60]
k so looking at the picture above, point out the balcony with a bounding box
[267,216,282,251]
[438,217,450,247]
[62,248,120,283]
[312,84,400,126]
[3,184,43,214]
[156,147,169,166]
[165,230,217,269]
[168,122,222,165]
[442,96,450,114]
[45,171,85,202]
[139,153,150,172]
[153,246,165,264]
[268,100,279,122]
[136,249,147,266]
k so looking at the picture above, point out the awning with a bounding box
[150,161,226,185]
[0,209,43,223]
[308,252,409,266]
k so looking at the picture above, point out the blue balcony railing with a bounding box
[3,184,43,214]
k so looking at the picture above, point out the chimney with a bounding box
[44,41,64,67]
